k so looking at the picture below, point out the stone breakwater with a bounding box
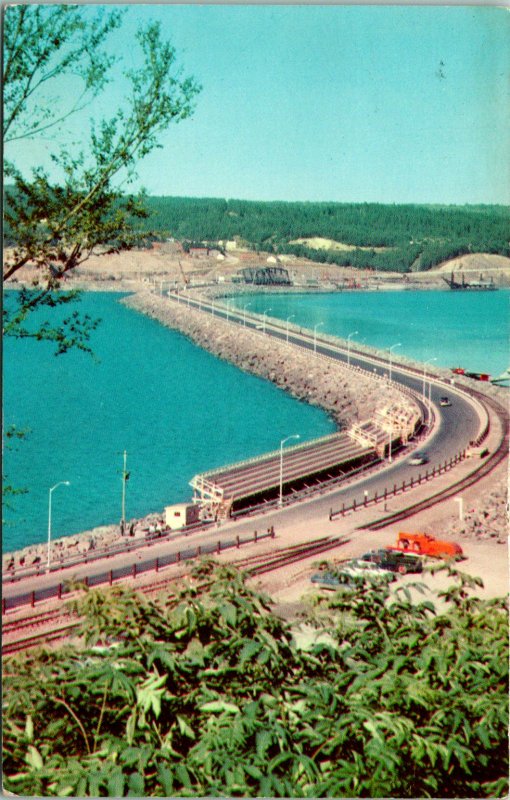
[121,290,416,429]
[445,473,508,544]
[3,290,418,569]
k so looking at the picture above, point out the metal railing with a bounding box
[2,527,275,613]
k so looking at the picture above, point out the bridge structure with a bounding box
[239,266,291,286]
[190,403,422,520]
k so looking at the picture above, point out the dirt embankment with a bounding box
[121,290,417,429]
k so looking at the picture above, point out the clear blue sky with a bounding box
[6,4,510,205]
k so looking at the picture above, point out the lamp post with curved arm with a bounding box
[286,315,295,343]
[279,434,300,506]
[313,322,324,354]
[262,308,272,334]
[422,357,438,400]
[47,481,70,572]
[347,330,359,367]
[388,343,401,383]
[243,303,251,327]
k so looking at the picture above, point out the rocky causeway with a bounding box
[3,289,507,568]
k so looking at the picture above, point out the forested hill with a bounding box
[141,197,510,273]
[3,189,509,273]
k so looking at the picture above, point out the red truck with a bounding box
[391,532,463,559]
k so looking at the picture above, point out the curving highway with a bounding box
[2,292,495,611]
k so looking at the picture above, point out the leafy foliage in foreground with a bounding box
[3,5,200,353]
[2,561,508,797]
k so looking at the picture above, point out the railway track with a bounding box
[2,607,74,637]
[4,388,506,656]
[2,538,349,655]
[238,536,348,576]
[3,620,81,656]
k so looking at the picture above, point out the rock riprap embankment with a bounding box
[445,474,508,544]
[2,291,420,568]
[122,291,416,429]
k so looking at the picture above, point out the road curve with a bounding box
[3,292,498,610]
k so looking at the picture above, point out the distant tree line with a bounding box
[5,191,509,273]
[134,197,510,273]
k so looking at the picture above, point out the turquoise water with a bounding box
[231,290,509,378]
[4,289,508,553]
[3,293,335,552]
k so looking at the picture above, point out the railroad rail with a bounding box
[2,607,75,638]
[3,621,80,656]
[2,537,349,655]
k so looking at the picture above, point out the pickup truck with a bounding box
[392,532,463,559]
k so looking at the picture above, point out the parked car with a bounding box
[310,562,394,589]
[360,549,423,574]
[409,451,429,466]
[346,559,397,581]
[392,532,463,559]
[440,396,452,407]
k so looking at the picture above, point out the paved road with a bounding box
[3,294,484,607]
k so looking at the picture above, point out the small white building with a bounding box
[164,503,201,530]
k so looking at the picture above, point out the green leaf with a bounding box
[200,700,240,714]
[157,764,174,795]
[125,711,136,745]
[24,715,34,743]
[175,763,192,789]
[256,730,273,760]
[177,715,195,739]
[127,771,144,796]
[239,639,262,665]
[107,770,125,797]
[136,672,166,718]
[219,601,237,627]
[25,745,43,770]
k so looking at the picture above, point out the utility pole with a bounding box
[121,450,128,533]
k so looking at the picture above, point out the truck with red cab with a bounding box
[392,532,463,559]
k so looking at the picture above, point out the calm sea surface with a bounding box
[3,293,334,552]
[3,288,508,552]
[232,289,509,377]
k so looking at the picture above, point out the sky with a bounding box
[5,4,510,205]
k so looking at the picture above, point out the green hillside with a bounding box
[141,197,510,273]
[4,189,509,273]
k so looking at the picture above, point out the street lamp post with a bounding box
[286,315,295,343]
[313,322,324,354]
[422,357,438,400]
[262,308,272,334]
[225,299,231,321]
[388,417,394,463]
[279,434,300,506]
[47,481,70,571]
[347,330,359,367]
[243,303,251,327]
[121,450,129,533]
[388,343,402,383]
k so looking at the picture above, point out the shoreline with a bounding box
[3,288,507,566]
[3,289,419,566]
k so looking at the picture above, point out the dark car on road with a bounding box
[360,549,423,574]
[409,451,429,466]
